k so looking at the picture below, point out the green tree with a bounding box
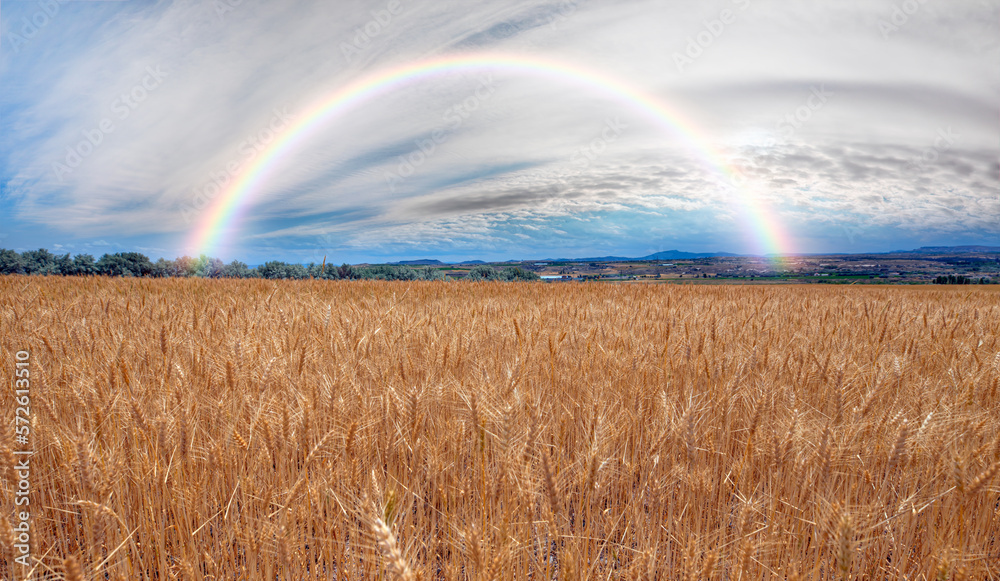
[150,258,175,278]
[95,252,153,277]
[416,267,446,281]
[220,260,254,278]
[21,249,58,274]
[256,261,292,279]
[286,264,308,279]
[306,262,341,279]
[70,254,97,276]
[195,255,225,278]
[0,249,25,274]
[255,261,308,279]
[172,256,199,277]
[498,267,539,281]
[337,263,358,280]
[467,265,499,281]
[356,265,419,280]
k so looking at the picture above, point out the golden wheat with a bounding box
[0,277,998,579]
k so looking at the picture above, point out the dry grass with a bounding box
[1,276,999,579]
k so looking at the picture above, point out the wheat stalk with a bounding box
[371,517,416,581]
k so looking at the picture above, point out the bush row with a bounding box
[0,249,538,281]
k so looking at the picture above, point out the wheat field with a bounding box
[0,277,998,580]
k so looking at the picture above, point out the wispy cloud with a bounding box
[1,0,997,262]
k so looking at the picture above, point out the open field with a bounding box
[1,277,999,579]
[518,250,1000,284]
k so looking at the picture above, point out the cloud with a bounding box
[0,0,997,261]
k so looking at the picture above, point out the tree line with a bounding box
[0,249,539,281]
[932,274,993,285]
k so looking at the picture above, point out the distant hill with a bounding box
[543,250,739,262]
[638,250,740,260]
[546,256,633,262]
[904,246,1000,254]
[382,246,996,266]
[390,259,445,265]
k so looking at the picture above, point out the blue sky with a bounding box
[1,0,998,264]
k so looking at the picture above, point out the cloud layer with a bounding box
[1,0,997,262]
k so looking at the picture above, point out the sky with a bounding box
[1,0,997,264]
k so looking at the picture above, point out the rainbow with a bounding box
[188,52,791,258]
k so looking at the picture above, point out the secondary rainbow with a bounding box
[188,53,791,257]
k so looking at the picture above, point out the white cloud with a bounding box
[1,0,997,258]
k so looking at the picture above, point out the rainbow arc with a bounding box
[188,53,791,258]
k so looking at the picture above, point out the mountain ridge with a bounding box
[382,246,999,265]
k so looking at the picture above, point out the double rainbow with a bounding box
[188,53,791,258]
